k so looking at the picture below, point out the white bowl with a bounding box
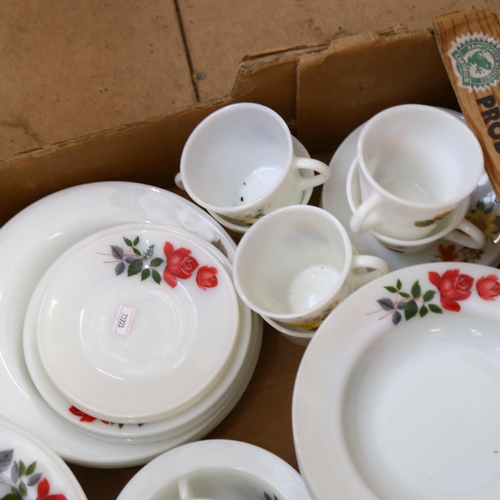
[35,224,240,424]
[294,261,500,499]
[117,440,313,500]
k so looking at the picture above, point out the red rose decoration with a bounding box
[163,242,199,288]
[477,274,500,301]
[36,477,68,500]
[69,406,109,424]
[428,269,474,311]
[196,266,218,290]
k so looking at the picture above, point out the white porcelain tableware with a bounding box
[0,181,262,467]
[347,158,486,252]
[178,477,213,500]
[24,224,257,444]
[350,104,484,240]
[234,205,389,330]
[35,225,239,424]
[117,440,313,500]
[0,420,87,500]
[294,262,500,500]
[206,136,315,234]
[320,109,500,270]
[176,102,330,224]
[260,315,314,346]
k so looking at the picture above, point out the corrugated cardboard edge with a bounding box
[297,27,459,151]
[0,27,458,226]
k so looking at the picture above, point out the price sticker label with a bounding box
[113,306,136,336]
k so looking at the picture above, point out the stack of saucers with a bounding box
[0,182,262,467]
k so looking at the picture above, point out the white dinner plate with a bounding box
[0,181,261,467]
[24,225,257,444]
[294,261,500,499]
[117,439,313,500]
[36,225,239,423]
[0,419,87,499]
[320,109,500,270]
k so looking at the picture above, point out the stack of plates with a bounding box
[0,182,262,467]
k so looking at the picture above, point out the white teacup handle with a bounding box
[350,254,390,290]
[442,218,486,250]
[293,157,331,190]
[178,476,214,500]
[350,192,384,233]
[175,172,186,191]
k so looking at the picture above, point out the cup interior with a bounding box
[154,468,278,500]
[359,105,483,205]
[181,104,291,209]
[235,207,349,317]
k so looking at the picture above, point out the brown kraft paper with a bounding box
[433,9,500,201]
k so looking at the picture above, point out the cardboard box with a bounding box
[0,23,470,500]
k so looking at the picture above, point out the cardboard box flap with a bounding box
[0,28,461,228]
[297,29,459,152]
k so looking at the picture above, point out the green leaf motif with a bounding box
[404,300,418,320]
[19,481,27,498]
[384,286,397,293]
[396,279,402,290]
[3,495,22,500]
[420,305,429,317]
[128,259,143,276]
[133,236,140,246]
[132,248,142,256]
[150,258,164,267]
[141,268,150,281]
[429,304,443,314]
[411,281,421,299]
[123,237,133,247]
[400,292,411,298]
[18,460,25,477]
[152,269,161,285]
[143,245,155,260]
[423,290,436,302]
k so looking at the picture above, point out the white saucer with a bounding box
[0,181,261,467]
[35,225,239,423]
[208,136,314,234]
[24,226,256,444]
[117,439,313,500]
[320,109,500,270]
[0,420,87,500]
[294,262,500,499]
[261,315,314,346]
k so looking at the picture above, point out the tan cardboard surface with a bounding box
[0,0,500,500]
[178,0,499,102]
[0,0,195,162]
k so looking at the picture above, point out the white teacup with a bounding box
[346,159,486,253]
[350,104,484,240]
[176,103,331,224]
[233,205,389,330]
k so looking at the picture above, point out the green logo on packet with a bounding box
[448,33,500,91]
